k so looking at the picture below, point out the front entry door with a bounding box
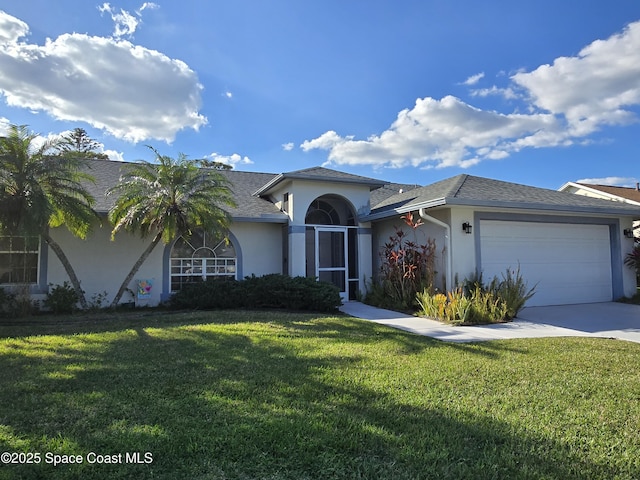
[316,227,348,301]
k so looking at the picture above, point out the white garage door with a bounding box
[480,220,612,306]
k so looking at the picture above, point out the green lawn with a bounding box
[0,310,639,479]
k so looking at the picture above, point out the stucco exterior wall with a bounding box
[448,207,477,283]
[45,219,286,308]
[286,179,373,226]
[48,220,165,306]
[229,221,283,278]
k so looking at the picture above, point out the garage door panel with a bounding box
[480,221,612,306]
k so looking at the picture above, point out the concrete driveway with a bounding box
[339,301,640,343]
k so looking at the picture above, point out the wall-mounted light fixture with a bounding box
[462,222,473,235]
[623,228,634,239]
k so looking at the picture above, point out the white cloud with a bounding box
[0,10,28,45]
[303,96,560,169]
[282,142,294,151]
[462,72,484,86]
[224,91,233,99]
[137,2,160,14]
[103,149,125,161]
[98,3,140,38]
[301,130,351,151]
[576,176,639,188]
[304,20,640,170]
[512,21,640,136]
[206,152,254,168]
[0,10,206,143]
[0,116,10,134]
[470,85,519,100]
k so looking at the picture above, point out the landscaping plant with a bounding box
[417,266,535,324]
[169,274,342,312]
[625,244,640,279]
[365,212,437,310]
[44,281,80,314]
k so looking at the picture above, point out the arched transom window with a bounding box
[305,197,355,226]
[170,231,236,291]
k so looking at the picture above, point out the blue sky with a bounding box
[0,1,639,190]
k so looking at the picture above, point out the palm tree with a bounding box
[107,147,236,307]
[0,124,97,309]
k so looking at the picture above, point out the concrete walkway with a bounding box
[338,301,640,343]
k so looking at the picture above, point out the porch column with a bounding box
[358,226,373,295]
[288,225,306,277]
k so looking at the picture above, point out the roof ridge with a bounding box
[449,174,469,198]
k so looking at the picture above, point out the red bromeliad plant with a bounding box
[376,212,437,310]
[625,244,640,280]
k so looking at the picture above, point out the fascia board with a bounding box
[252,174,285,196]
[232,215,289,223]
[366,197,640,221]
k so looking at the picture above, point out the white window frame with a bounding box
[170,235,236,292]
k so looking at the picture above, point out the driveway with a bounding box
[339,301,640,343]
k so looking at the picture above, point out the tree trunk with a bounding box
[41,231,89,310]
[110,232,163,308]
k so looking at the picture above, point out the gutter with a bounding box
[418,208,452,291]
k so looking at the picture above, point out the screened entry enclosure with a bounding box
[304,196,359,300]
[170,231,236,292]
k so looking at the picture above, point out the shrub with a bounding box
[169,274,341,312]
[625,244,640,281]
[44,282,80,314]
[494,266,536,320]
[0,285,39,318]
[416,266,535,325]
[87,291,109,311]
[365,212,437,311]
[0,288,18,319]
[169,279,244,310]
[466,284,509,324]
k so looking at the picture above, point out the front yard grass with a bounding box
[1,310,639,479]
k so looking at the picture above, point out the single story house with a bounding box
[2,159,638,308]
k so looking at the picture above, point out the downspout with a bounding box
[419,208,452,291]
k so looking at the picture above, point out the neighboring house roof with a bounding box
[253,166,387,196]
[564,182,640,205]
[367,174,640,220]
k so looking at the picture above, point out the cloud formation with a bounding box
[577,176,639,188]
[98,3,140,38]
[462,72,484,86]
[205,152,254,168]
[303,21,640,170]
[0,10,206,143]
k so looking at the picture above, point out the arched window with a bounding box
[305,197,355,226]
[170,231,236,291]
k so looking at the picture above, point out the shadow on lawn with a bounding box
[0,316,632,479]
[0,308,525,358]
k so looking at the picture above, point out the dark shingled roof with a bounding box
[253,166,386,195]
[83,159,287,222]
[369,174,640,219]
[82,161,640,223]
